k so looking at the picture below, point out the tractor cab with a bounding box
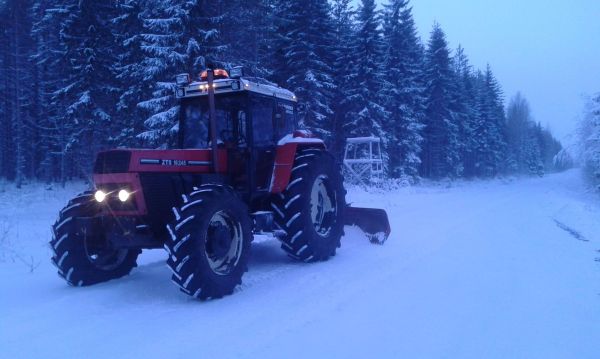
[175,68,299,195]
[176,68,297,151]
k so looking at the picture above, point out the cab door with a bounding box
[250,96,276,191]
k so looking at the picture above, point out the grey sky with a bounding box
[364,0,600,141]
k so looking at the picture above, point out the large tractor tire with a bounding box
[50,191,140,286]
[271,148,346,262]
[165,185,252,300]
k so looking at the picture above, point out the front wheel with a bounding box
[50,192,140,286]
[165,185,252,300]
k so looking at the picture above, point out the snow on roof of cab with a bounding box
[178,77,297,102]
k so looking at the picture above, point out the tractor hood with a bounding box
[93,149,228,174]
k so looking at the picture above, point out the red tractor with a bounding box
[51,67,390,299]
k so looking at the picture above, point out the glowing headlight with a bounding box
[118,189,131,202]
[94,190,107,203]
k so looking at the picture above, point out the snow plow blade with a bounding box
[344,206,391,244]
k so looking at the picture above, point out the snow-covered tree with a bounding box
[0,0,37,186]
[469,65,507,177]
[221,0,272,77]
[420,23,460,178]
[111,0,152,147]
[270,0,336,138]
[330,0,356,157]
[506,92,561,176]
[53,0,120,177]
[345,0,387,154]
[505,92,532,172]
[579,93,600,186]
[381,0,425,179]
[450,45,479,177]
[138,0,226,146]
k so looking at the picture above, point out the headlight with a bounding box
[118,189,131,202]
[94,190,107,203]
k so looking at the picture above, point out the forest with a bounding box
[0,0,563,186]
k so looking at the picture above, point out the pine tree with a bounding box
[420,23,460,178]
[505,92,531,173]
[0,0,36,186]
[450,45,478,177]
[138,0,226,146]
[271,0,336,138]
[31,0,78,184]
[53,0,120,178]
[346,0,387,156]
[382,0,425,179]
[112,0,152,147]
[221,0,272,77]
[330,0,356,157]
[579,93,600,186]
[0,1,9,180]
[472,65,506,177]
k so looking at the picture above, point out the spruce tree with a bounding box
[0,0,36,186]
[330,0,356,157]
[346,0,387,156]
[272,0,336,138]
[473,65,506,177]
[221,0,272,77]
[112,0,152,147]
[421,23,460,178]
[55,0,119,177]
[138,0,226,146]
[451,45,477,177]
[579,93,600,186]
[382,0,425,179]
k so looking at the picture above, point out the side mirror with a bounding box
[230,66,245,79]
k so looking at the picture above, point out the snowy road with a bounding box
[1,170,599,358]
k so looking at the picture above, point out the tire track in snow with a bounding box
[553,219,589,242]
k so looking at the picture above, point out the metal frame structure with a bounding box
[343,137,384,185]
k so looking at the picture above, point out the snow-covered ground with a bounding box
[1,170,599,358]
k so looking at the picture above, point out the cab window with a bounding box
[251,98,275,146]
[276,102,295,138]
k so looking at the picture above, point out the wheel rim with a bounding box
[205,210,244,276]
[310,175,337,237]
[82,230,128,271]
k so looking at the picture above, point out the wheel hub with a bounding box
[208,223,233,259]
[310,175,337,237]
[82,229,128,271]
[204,211,243,276]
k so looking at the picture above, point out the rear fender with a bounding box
[269,138,325,194]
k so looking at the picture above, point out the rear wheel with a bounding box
[165,185,252,300]
[272,149,346,261]
[50,192,140,286]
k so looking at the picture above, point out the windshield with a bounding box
[181,94,246,149]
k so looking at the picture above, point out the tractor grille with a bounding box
[94,151,131,174]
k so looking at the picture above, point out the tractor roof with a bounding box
[175,77,297,103]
